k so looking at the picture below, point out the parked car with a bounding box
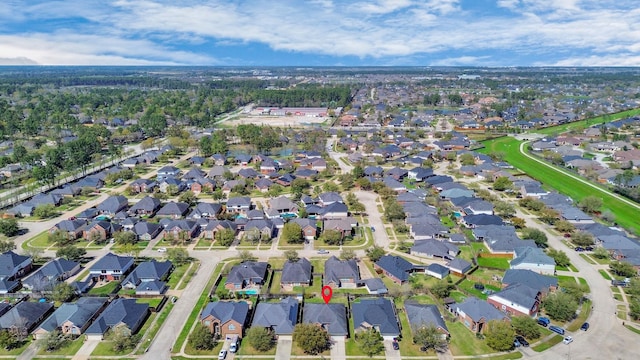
[158,247,167,252]
[317,249,329,254]
[218,349,227,359]
[537,317,550,327]
[474,283,485,290]
[515,335,529,347]
[580,322,590,331]
[574,247,584,252]
[371,226,375,232]
[513,339,521,348]
[585,246,594,251]
[549,325,565,335]
[392,341,399,350]
[563,336,573,344]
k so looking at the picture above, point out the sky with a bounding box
[1,0,639,66]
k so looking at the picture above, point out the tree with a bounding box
[356,328,385,357]
[413,325,448,353]
[459,153,475,166]
[51,282,75,303]
[538,208,559,225]
[521,228,548,247]
[291,178,310,195]
[431,281,453,299]
[111,325,138,352]
[630,297,640,320]
[571,231,594,246]
[384,199,405,222]
[0,218,19,237]
[0,240,15,253]
[281,222,303,244]
[592,246,610,260]
[189,324,215,350]
[41,330,69,352]
[578,196,603,214]
[33,204,57,218]
[117,243,141,259]
[284,250,299,262]
[365,245,385,262]
[320,229,343,245]
[246,327,275,352]
[167,248,189,265]
[511,217,526,229]
[56,245,86,261]
[493,176,513,191]
[292,323,330,355]
[554,220,575,233]
[340,249,356,261]
[485,320,515,351]
[494,201,516,218]
[114,231,137,245]
[239,250,256,262]
[543,292,578,322]
[610,261,637,278]
[511,316,541,340]
[562,281,588,303]
[178,191,198,206]
[0,330,17,350]
[25,247,44,263]
[214,228,236,247]
[546,249,571,268]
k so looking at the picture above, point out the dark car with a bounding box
[515,335,529,347]
[574,247,584,252]
[371,226,375,232]
[537,317,550,327]
[585,246,594,251]
[580,322,590,331]
[474,283,485,290]
[392,341,399,350]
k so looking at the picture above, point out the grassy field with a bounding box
[88,281,120,295]
[533,108,640,135]
[477,256,510,269]
[480,136,640,235]
[447,321,494,356]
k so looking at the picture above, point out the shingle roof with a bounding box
[22,258,79,291]
[324,256,360,286]
[226,262,268,286]
[251,297,298,335]
[511,247,555,267]
[90,253,134,273]
[200,301,249,325]
[281,258,312,284]
[302,303,348,336]
[454,297,505,322]
[37,297,108,332]
[352,298,400,337]
[488,283,539,310]
[123,260,172,287]
[0,251,31,279]
[502,269,558,291]
[0,302,54,330]
[85,298,149,335]
[375,255,413,282]
[404,302,449,334]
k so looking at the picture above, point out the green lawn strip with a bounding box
[618,311,627,320]
[135,297,163,308]
[166,263,190,289]
[617,305,627,311]
[0,338,31,356]
[480,136,640,235]
[457,279,501,300]
[135,302,175,354]
[177,261,200,291]
[237,341,277,355]
[476,257,510,269]
[532,335,564,352]
[567,300,592,331]
[37,337,84,356]
[599,269,612,280]
[579,254,596,265]
[484,354,523,360]
[91,340,131,356]
[23,230,50,250]
[88,281,120,295]
[591,256,611,265]
[533,108,640,135]
[447,321,494,356]
[624,324,640,335]
[173,262,223,352]
[394,300,427,356]
[577,277,589,289]
[614,293,623,301]
[557,275,578,288]
[568,264,578,272]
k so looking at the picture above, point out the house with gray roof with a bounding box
[156,201,190,219]
[49,219,86,240]
[85,299,149,340]
[352,298,400,338]
[96,195,129,215]
[474,225,537,254]
[89,253,134,281]
[424,263,450,279]
[324,256,360,288]
[0,301,54,335]
[33,297,108,339]
[187,202,222,219]
[22,258,81,292]
[411,240,459,260]
[487,283,541,317]
[122,260,173,292]
[200,301,249,338]
[302,303,348,337]
[132,221,162,241]
[128,196,162,216]
[404,302,449,338]
[281,258,312,290]
[502,269,558,294]
[446,258,472,276]
[510,247,555,275]
[374,255,414,284]
[225,262,268,291]
[363,278,388,295]
[0,251,32,281]
[251,297,298,336]
[226,196,252,213]
[453,297,509,333]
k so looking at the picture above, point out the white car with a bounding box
[218,349,227,359]
[157,247,167,253]
[563,336,573,344]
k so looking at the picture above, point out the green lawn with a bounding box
[477,256,510,269]
[184,339,223,356]
[135,302,175,355]
[447,321,494,356]
[532,335,564,352]
[0,338,31,356]
[567,300,592,331]
[166,263,190,289]
[23,230,50,250]
[579,254,597,264]
[37,337,84,356]
[624,324,640,335]
[88,281,120,295]
[480,136,640,235]
[457,279,501,300]
[599,269,612,280]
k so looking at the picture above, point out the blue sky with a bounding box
[1,0,639,66]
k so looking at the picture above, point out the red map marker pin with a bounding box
[321,285,333,304]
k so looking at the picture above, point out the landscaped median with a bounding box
[480,136,640,235]
[532,334,564,352]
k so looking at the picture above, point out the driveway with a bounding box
[383,339,401,360]
[330,336,346,360]
[275,335,292,360]
[354,190,390,249]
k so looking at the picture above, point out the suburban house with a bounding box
[22,258,81,292]
[322,217,358,238]
[302,303,348,337]
[324,256,360,289]
[225,262,269,291]
[128,196,162,216]
[363,278,388,295]
[446,258,473,276]
[424,263,450,279]
[280,258,312,291]
[226,196,252,214]
[156,165,181,180]
[96,195,129,215]
[374,255,414,284]
[32,297,108,339]
[502,269,558,294]
[290,218,317,240]
[49,219,86,240]
[452,297,509,333]
[129,179,157,193]
[202,220,235,240]
[89,253,135,282]
[509,247,556,275]
[251,297,298,336]
[410,240,459,260]
[121,260,173,295]
[200,301,249,338]
[82,220,122,242]
[0,251,32,280]
[0,302,54,335]
[404,302,449,339]
[352,298,400,339]
[188,202,223,219]
[132,221,163,241]
[85,299,149,340]
[268,196,299,214]
[156,201,190,219]
[163,220,199,241]
[487,283,541,317]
